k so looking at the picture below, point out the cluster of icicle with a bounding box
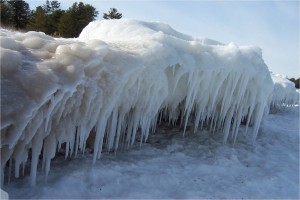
[269,73,299,109]
[1,19,280,186]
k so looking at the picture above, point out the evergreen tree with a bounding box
[296,78,300,89]
[10,0,30,29]
[0,0,30,29]
[0,0,14,27]
[58,11,75,37]
[58,2,98,37]
[49,8,64,36]
[27,1,64,35]
[43,0,60,14]
[289,78,300,89]
[27,6,48,32]
[103,8,122,19]
[44,0,64,35]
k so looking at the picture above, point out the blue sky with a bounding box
[27,0,299,78]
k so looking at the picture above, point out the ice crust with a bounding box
[0,19,281,186]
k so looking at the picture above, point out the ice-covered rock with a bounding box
[1,19,275,186]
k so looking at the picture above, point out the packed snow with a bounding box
[2,106,299,199]
[0,19,298,191]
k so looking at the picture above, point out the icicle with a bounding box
[252,102,267,142]
[245,104,255,135]
[114,112,124,154]
[74,128,80,157]
[69,135,74,156]
[93,115,107,163]
[65,142,69,160]
[130,111,139,146]
[107,109,118,151]
[14,160,19,179]
[8,159,12,184]
[183,114,189,137]
[222,106,235,144]
[22,161,25,177]
[126,119,134,147]
[30,135,43,186]
[43,134,57,181]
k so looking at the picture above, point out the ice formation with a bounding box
[270,73,299,108]
[1,19,276,186]
[0,188,9,199]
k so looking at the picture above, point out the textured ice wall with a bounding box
[1,19,274,186]
[270,73,299,108]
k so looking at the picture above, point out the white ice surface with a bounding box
[3,106,299,199]
[0,19,284,186]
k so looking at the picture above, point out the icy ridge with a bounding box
[1,19,274,186]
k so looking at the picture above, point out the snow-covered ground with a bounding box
[3,105,299,199]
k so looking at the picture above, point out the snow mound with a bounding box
[1,19,274,186]
[270,73,299,108]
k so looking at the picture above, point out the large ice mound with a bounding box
[270,73,299,108]
[1,19,275,186]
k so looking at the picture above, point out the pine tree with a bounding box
[0,0,14,27]
[58,11,75,37]
[27,1,64,35]
[10,0,30,29]
[0,0,30,29]
[58,2,98,37]
[27,6,48,32]
[45,0,64,35]
[43,0,60,14]
[103,8,122,19]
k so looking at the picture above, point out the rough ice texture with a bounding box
[270,73,299,109]
[1,19,276,186]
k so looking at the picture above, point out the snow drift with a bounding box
[1,19,275,186]
[270,73,299,108]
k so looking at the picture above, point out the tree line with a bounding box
[0,0,122,37]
